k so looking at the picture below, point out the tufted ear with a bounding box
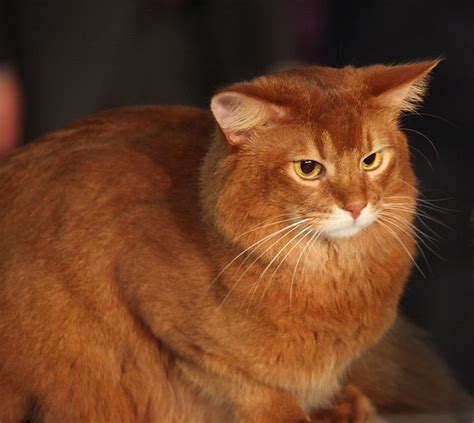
[210,91,287,145]
[366,60,441,113]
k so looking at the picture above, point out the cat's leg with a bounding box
[310,384,375,423]
[235,390,312,423]
[179,359,375,423]
[177,358,311,423]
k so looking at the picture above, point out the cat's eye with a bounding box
[293,160,324,180]
[361,151,383,171]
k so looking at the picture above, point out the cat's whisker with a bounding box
[412,217,444,241]
[234,208,324,240]
[378,214,433,272]
[380,208,441,242]
[383,203,452,231]
[232,213,317,273]
[375,219,426,277]
[235,215,301,240]
[384,197,456,213]
[234,209,250,236]
[409,111,457,127]
[243,211,303,228]
[217,219,311,309]
[397,179,425,197]
[382,208,443,242]
[384,201,448,221]
[289,229,322,310]
[380,213,438,250]
[378,215,441,269]
[406,202,454,215]
[207,219,311,295]
[297,229,321,289]
[396,180,455,209]
[386,194,454,204]
[382,204,447,241]
[400,127,440,159]
[242,224,312,312]
[387,212,444,244]
[257,226,314,310]
[409,145,435,172]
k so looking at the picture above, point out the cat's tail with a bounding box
[347,315,473,416]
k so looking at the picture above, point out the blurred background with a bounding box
[0,0,472,393]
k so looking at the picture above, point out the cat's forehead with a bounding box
[281,78,382,154]
[304,107,382,157]
[311,127,373,160]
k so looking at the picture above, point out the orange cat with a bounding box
[0,61,468,422]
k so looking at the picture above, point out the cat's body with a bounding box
[0,106,225,422]
[0,63,469,422]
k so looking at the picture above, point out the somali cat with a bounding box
[0,61,469,422]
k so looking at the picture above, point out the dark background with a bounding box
[0,0,472,392]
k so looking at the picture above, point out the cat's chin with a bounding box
[324,225,367,239]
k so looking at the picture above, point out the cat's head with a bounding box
[201,61,438,256]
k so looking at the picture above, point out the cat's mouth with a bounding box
[319,204,378,240]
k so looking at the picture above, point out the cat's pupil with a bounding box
[301,160,316,173]
[364,153,376,165]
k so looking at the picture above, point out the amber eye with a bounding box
[293,160,324,180]
[361,151,383,171]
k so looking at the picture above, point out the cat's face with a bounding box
[203,62,437,257]
[230,108,410,242]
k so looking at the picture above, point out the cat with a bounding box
[0,60,469,422]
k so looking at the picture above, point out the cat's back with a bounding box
[0,105,213,201]
[0,105,213,228]
[0,104,214,304]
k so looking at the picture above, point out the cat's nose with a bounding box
[344,202,366,219]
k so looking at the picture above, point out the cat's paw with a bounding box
[310,384,375,423]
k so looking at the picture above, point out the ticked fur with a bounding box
[0,62,469,422]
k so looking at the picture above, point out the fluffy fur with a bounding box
[0,62,468,422]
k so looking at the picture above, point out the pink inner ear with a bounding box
[212,93,240,122]
[210,92,247,133]
[210,91,288,145]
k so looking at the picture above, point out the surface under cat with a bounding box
[0,62,471,422]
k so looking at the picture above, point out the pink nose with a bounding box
[344,202,366,219]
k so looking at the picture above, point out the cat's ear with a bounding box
[210,91,287,145]
[366,60,441,113]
